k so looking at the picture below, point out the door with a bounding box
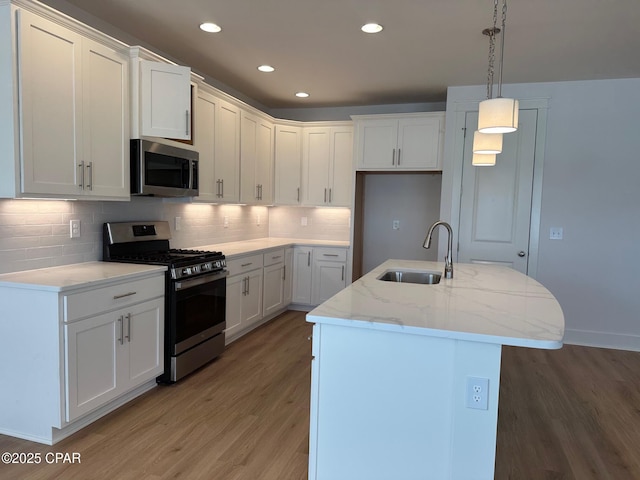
[303,128,331,205]
[329,127,353,206]
[283,247,294,305]
[457,109,537,273]
[126,299,164,385]
[263,263,285,316]
[397,116,442,170]
[194,90,217,201]
[312,260,346,305]
[242,270,263,327]
[357,119,397,169]
[225,274,244,340]
[215,99,241,202]
[274,125,302,205]
[292,247,313,304]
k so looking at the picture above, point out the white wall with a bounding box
[362,173,441,274]
[442,78,640,350]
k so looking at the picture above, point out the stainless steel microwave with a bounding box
[130,139,199,197]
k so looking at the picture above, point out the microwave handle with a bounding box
[186,110,190,136]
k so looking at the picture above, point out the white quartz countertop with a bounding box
[307,259,565,349]
[194,237,349,258]
[0,262,167,292]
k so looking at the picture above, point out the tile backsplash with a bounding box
[0,199,350,274]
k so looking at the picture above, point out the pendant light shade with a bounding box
[472,153,497,166]
[478,98,519,133]
[473,130,503,154]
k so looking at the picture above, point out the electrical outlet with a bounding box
[549,227,563,240]
[301,216,308,226]
[175,216,182,231]
[224,216,229,228]
[69,219,80,238]
[466,376,489,410]
[392,220,400,230]
[256,214,261,226]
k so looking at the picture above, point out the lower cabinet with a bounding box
[65,298,163,422]
[293,246,348,307]
[263,250,286,317]
[226,268,263,340]
[283,247,294,306]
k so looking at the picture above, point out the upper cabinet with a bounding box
[193,86,240,203]
[130,48,191,140]
[274,124,302,206]
[302,124,353,207]
[353,113,445,171]
[240,111,274,205]
[0,4,129,200]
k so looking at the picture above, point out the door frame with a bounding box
[440,98,548,279]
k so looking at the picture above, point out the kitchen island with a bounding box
[306,259,564,480]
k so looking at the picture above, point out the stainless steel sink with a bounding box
[377,270,442,285]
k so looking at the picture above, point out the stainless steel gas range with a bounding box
[103,221,227,383]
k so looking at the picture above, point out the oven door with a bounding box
[172,270,227,355]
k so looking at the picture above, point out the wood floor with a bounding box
[2,310,640,479]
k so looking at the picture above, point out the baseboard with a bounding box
[563,328,640,352]
[288,303,313,312]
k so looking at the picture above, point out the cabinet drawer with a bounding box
[314,248,347,262]
[226,253,264,276]
[263,248,285,267]
[64,275,164,323]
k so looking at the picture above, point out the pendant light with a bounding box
[472,153,497,166]
[473,130,503,154]
[478,0,519,134]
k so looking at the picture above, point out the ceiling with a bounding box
[41,0,640,109]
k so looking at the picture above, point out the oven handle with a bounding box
[174,270,228,291]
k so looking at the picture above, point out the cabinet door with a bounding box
[292,247,313,304]
[263,263,285,317]
[65,312,121,422]
[240,112,258,203]
[356,119,397,169]
[329,127,353,206]
[397,116,443,170]
[215,99,241,202]
[274,125,302,205]
[256,119,274,204]
[194,90,218,201]
[283,247,294,306]
[302,128,331,205]
[140,60,191,140]
[17,9,82,196]
[126,299,164,387]
[312,260,346,305]
[242,269,264,327]
[225,274,245,341]
[82,39,129,198]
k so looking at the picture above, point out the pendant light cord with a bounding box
[497,0,507,98]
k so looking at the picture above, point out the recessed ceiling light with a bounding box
[257,65,275,73]
[295,92,310,98]
[361,23,383,34]
[200,22,221,33]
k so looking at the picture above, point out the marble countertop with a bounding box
[0,262,167,292]
[307,259,565,349]
[194,237,350,258]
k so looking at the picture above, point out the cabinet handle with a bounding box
[241,262,253,267]
[186,109,190,136]
[297,187,300,202]
[323,254,339,257]
[221,179,224,198]
[272,255,282,260]
[216,179,220,197]
[324,188,327,203]
[342,265,345,281]
[307,251,311,266]
[397,148,401,166]
[125,313,131,342]
[242,277,246,295]
[117,315,124,345]
[86,162,93,191]
[392,149,395,166]
[283,265,286,281]
[246,276,250,295]
[329,188,332,203]
[78,161,85,188]
[113,291,137,299]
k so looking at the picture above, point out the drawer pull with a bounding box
[113,291,137,300]
[241,262,253,267]
[272,255,282,260]
[323,254,339,257]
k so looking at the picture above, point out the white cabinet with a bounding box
[302,124,353,207]
[283,247,294,306]
[193,87,241,203]
[292,246,314,305]
[292,246,348,306]
[262,249,286,317]
[354,113,445,171]
[0,264,165,444]
[65,297,163,422]
[274,124,302,205]
[1,6,129,200]
[130,46,191,140]
[225,254,264,341]
[241,111,274,205]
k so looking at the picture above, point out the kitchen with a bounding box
[1,0,640,478]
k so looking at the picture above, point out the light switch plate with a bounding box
[550,227,563,240]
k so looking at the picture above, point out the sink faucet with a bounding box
[423,221,453,279]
